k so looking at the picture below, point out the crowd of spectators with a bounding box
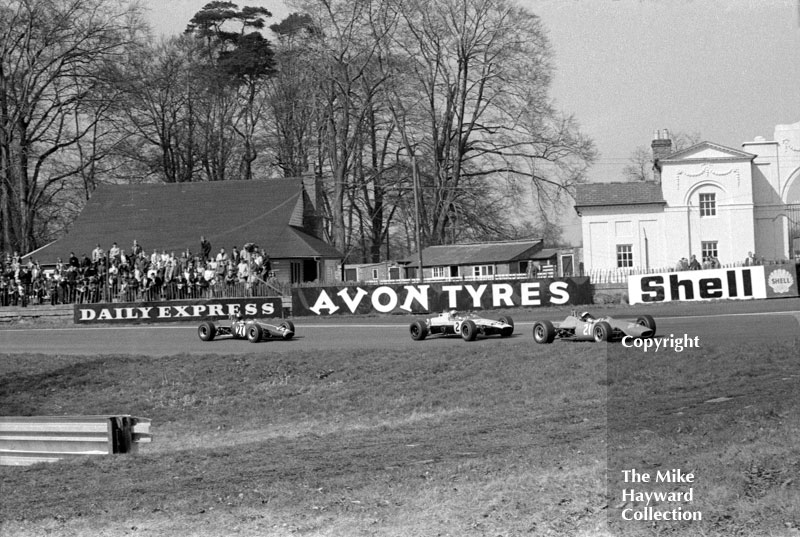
[0,238,278,307]
[675,254,722,271]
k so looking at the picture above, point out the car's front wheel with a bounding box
[593,321,611,342]
[498,315,514,337]
[247,323,262,343]
[410,320,428,341]
[636,315,656,336]
[532,320,555,344]
[198,321,216,342]
[279,320,295,339]
[460,320,478,341]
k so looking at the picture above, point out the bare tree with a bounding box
[374,0,596,245]
[0,0,145,254]
[622,130,702,182]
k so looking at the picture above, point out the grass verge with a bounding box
[1,334,798,536]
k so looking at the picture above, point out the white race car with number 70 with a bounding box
[198,314,295,343]
[409,311,514,342]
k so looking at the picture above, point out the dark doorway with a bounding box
[303,259,318,282]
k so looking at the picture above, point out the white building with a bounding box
[575,120,800,271]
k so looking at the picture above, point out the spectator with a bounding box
[231,246,240,265]
[109,242,121,261]
[688,255,701,270]
[132,239,143,257]
[200,236,212,262]
[237,257,250,283]
[69,252,80,268]
[676,258,688,271]
[92,244,105,263]
[710,256,721,268]
[216,247,228,266]
[702,257,712,270]
[744,251,759,266]
[215,254,227,279]
[263,253,272,277]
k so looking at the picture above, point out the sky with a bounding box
[143,0,800,244]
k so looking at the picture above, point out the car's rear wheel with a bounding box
[593,321,611,342]
[410,320,428,341]
[198,321,216,341]
[636,315,656,335]
[247,323,262,343]
[279,320,295,339]
[498,315,514,337]
[532,320,555,344]
[460,320,478,341]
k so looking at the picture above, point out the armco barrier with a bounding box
[0,415,152,466]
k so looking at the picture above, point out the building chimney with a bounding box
[651,129,672,183]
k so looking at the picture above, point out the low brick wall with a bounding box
[591,283,628,304]
[0,304,73,322]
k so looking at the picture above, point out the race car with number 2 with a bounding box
[409,311,514,342]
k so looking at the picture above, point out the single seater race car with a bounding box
[532,310,656,344]
[409,311,514,342]
[198,315,295,343]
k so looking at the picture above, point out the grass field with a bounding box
[1,324,799,536]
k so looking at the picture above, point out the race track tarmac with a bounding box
[1,301,798,357]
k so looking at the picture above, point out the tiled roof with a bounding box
[401,239,543,267]
[574,181,665,209]
[26,179,342,264]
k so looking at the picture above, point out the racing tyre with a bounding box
[198,321,216,342]
[279,320,295,340]
[593,321,612,342]
[410,320,429,341]
[498,315,514,337]
[461,320,478,341]
[532,320,556,344]
[246,323,263,343]
[636,315,656,336]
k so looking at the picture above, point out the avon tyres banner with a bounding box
[74,297,282,324]
[292,277,592,316]
[628,266,769,305]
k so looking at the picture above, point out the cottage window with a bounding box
[432,266,447,278]
[699,193,716,217]
[371,268,379,280]
[616,244,633,268]
[701,241,718,260]
[472,265,494,277]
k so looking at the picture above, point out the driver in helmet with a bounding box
[579,311,595,322]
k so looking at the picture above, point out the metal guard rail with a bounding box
[0,415,152,466]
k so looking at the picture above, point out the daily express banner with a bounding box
[627,265,798,305]
[74,297,282,324]
[292,277,592,316]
